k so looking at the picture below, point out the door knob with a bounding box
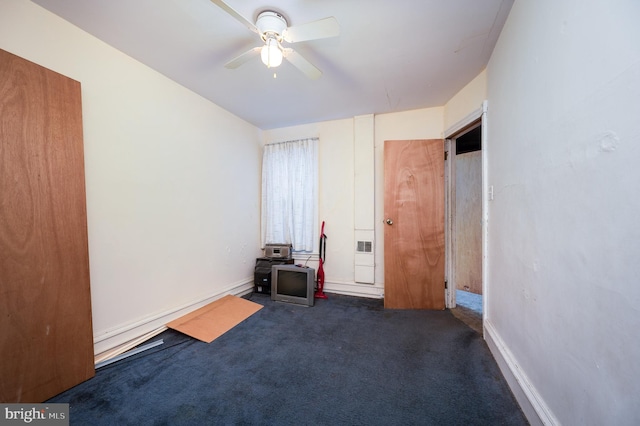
[385,218,393,225]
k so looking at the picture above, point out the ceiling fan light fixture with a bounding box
[260,37,283,68]
[212,2,338,79]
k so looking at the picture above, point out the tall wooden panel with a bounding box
[454,151,483,294]
[0,49,94,402]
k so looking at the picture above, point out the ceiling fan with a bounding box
[210,0,340,79]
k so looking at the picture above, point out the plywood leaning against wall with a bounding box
[0,49,95,402]
[454,150,482,294]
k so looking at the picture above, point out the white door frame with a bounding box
[443,101,488,317]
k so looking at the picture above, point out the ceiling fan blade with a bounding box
[210,0,258,34]
[224,47,261,69]
[283,48,322,80]
[283,17,340,43]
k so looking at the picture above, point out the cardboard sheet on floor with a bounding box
[167,295,263,343]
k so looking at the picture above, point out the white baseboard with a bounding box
[323,280,384,299]
[94,326,167,365]
[484,320,559,426]
[93,277,254,356]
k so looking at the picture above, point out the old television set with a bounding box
[271,265,315,307]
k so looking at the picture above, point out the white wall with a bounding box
[444,70,486,132]
[265,108,444,297]
[0,1,263,354]
[484,0,640,424]
[374,108,444,288]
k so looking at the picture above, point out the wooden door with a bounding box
[384,139,445,309]
[0,49,95,402]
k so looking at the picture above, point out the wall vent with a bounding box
[356,241,373,253]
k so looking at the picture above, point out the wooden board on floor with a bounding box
[167,295,263,343]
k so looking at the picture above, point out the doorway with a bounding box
[446,118,484,333]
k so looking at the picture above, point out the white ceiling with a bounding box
[31,0,513,130]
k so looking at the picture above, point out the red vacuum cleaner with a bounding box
[315,221,328,299]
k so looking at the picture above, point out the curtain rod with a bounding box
[265,137,319,146]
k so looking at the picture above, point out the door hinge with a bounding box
[444,151,448,161]
[444,280,448,289]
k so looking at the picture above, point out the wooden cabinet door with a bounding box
[0,49,95,402]
[384,139,445,309]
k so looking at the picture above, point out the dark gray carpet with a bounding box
[48,293,527,425]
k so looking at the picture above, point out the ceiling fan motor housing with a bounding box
[257,11,288,41]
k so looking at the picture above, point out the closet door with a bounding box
[383,139,445,309]
[0,49,94,402]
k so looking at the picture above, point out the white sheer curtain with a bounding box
[261,138,318,252]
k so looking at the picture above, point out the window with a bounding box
[261,138,318,253]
